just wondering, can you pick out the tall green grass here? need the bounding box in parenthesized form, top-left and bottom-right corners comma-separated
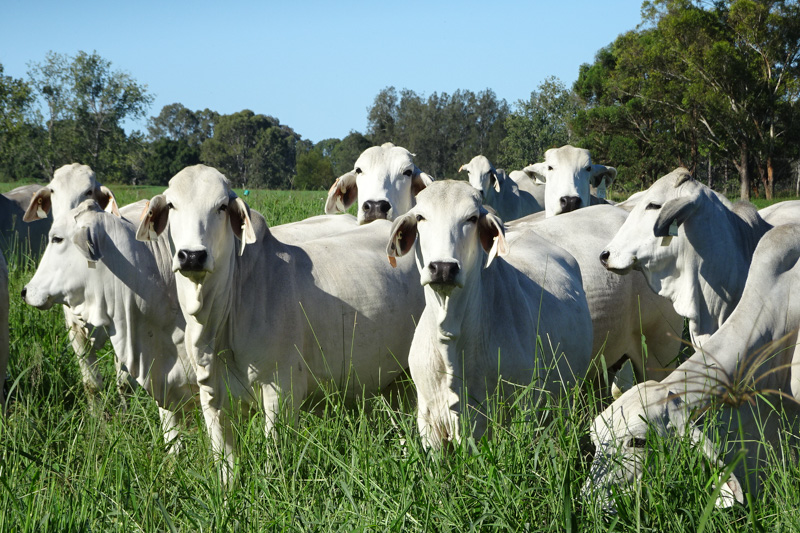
(0, 185, 798, 531)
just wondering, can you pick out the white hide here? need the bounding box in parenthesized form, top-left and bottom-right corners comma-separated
(459, 155, 544, 221)
(137, 164, 424, 475)
(509, 205, 684, 390)
(0, 184, 51, 260)
(600, 168, 772, 347)
(23, 201, 195, 446)
(759, 199, 800, 227)
(324, 143, 433, 224)
(524, 145, 616, 217)
(387, 180, 593, 450)
(585, 223, 800, 511)
(22, 164, 121, 400)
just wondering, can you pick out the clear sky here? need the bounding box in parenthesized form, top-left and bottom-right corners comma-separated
(0, 0, 645, 144)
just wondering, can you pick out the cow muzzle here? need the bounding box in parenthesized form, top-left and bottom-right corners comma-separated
(599, 250, 635, 275)
(177, 249, 208, 272)
(560, 195, 582, 213)
(362, 200, 391, 223)
(427, 261, 461, 287)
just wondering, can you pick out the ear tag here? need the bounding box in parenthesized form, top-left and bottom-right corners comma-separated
(88, 261, 96, 269)
(485, 236, 500, 268)
(36, 197, 46, 219)
(239, 224, 247, 256)
(388, 256, 397, 268)
(140, 201, 150, 220)
(148, 221, 158, 241)
(660, 236, 672, 246)
(669, 220, 679, 236)
(335, 196, 345, 213)
(596, 181, 607, 199)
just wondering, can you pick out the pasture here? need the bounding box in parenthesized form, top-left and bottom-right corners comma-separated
(1, 183, 799, 532)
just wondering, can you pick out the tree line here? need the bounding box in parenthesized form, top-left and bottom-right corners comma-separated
(1, 0, 798, 199)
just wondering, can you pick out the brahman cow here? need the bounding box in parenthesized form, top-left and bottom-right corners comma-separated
(324, 142, 433, 224)
(600, 168, 772, 347)
(22, 201, 196, 446)
(458, 155, 544, 221)
(509, 205, 684, 396)
(585, 223, 800, 511)
(21, 163, 122, 402)
(524, 145, 616, 217)
(137, 164, 423, 476)
(386, 180, 593, 449)
(0, 184, 51, 260)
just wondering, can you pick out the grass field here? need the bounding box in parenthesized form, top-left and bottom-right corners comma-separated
(0, 183, 799, 531)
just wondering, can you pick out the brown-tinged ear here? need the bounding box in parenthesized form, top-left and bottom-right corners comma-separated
(23, 188, 52, 222)
(229, 196, 256, 256)
(97, 185, 120, 217)
(478, 209, 508, 267)
(653, 196, 700, 237)
(411, 167, 433, 196)
(325, 171, 359, 214)
(136, 195, 170, 241)
(386, 212, 418, 260)
(589, 165, 617, 188)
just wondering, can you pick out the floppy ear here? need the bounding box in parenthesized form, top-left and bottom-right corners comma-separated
(96, 185, 120, 217)
(478, 209, 509, 268)
(136, 195, 170, 242)
(411, 167, 434, 196)
(72, 223, 103, 263)
(590, 165, 617, 188)
(673, 168, 694, 188)
(523, 163, 548, 185)
(653, 195, 700, 237)
(23, 188, 52, 222)
(228, 196, 256, 256)
(386, 212, 418, 264)
(325, 171, 359, 214)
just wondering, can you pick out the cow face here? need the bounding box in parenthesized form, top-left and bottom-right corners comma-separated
(22, 202, 105, 310)
(583, 381, 744, 512)
(599, 168, 700, 277)
(137, 165, 255, 286)
(387, 180, 507, 294)
(525, 145, 616, 217)
(23, 163, 119, 222)
(325, 143, 433, 224)
(459, 155, 500, 197)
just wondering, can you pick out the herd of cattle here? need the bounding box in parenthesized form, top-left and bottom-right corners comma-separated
(2, 143, 800, 511)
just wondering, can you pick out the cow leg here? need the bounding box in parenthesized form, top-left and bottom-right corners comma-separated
(260, 371, 307, 440)
(199, 385, 235, 486)
(158, 407, 183, 454)
(66, 315, 104, 402)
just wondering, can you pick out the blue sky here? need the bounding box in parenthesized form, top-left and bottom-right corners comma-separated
(1, 0, 644, 144)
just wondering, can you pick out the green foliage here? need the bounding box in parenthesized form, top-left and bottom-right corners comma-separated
(294, 148, 335, 190)
(147, 103, 217, 146)
(141, 138, 201, 185)
(366, 87, 509, 178)
(499, 76, 580, 170)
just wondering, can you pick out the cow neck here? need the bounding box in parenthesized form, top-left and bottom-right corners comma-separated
(425, 256, 484, 352)
(177, 236, 236, 331)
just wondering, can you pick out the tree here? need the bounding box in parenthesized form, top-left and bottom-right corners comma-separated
(0, 63, 39, 181)
(148, 103, 217, 146)
(500, 77, 580, 170)
(142, 138, 201, 185)
(295, 148, 335, 190)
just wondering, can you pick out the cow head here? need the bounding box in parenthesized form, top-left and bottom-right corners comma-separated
(137, 165, 256, 290)
(459, 155, 502, 197)
(524, 145, 616, 217)
(22, 201, 107, 311)
(325, 143, 433, 224)
(387, 180, 508, 294)
(583, 380, 744, 513)
(23, 163, 119, 222)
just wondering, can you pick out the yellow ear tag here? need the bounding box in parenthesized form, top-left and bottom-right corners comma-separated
(388, 256, 397, 268)
(88, 261, 96, 269)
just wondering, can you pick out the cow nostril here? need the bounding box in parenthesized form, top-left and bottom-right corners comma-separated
(560, 196, 582, 213)
(377, 200, 390, 214)
(599, 250, 610, 266)
(177, 250, 188, 263)
(20, 287, 26, 299)
(362, 202, 371, 212)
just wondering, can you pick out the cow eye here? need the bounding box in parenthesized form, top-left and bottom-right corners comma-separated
(85, 190, 92, 196)
(467, 215, 478, 224)
(51, 236, 63, 244)
(585, 166, 592, 172)
(547, 166, 553, 171)
(218, 204, 228, 212)
(627, 437, 647, 448)
(645, 203, 661, 210)
(354, 167, 362, 175)
(167, 202, 175, 210)
(416, 214, 425, 222)
(403, 169, 413, 177)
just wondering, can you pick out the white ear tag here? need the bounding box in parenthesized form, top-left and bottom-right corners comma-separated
(148, 221, 158, 241)
(485, 236, 500, 268)
(660, 220, 679, 246)
(596, 181, 607, 199)
(239, 224, 247, 256)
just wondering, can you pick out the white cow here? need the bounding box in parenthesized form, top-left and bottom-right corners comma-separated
(137, 164, 424, 475)
(600, 168, 772, 347)
(509, 206, 684, 395)
(21, 163, 122, 401)
(0, 184, 51, 260)
(22, 201, 196, 446)
(386, 180, 593, 450)
(585, 223, 800, 510)
(507, 169, 548, 209)
(758, 199, 800, 227)
(324, 142, 433, 224)
(458, 155, 544, 221)
(524, 145, 616, 217)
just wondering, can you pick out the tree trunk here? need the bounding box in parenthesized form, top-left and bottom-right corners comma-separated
(707, 156, 713, 190)
(736, 142, 750, 201)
